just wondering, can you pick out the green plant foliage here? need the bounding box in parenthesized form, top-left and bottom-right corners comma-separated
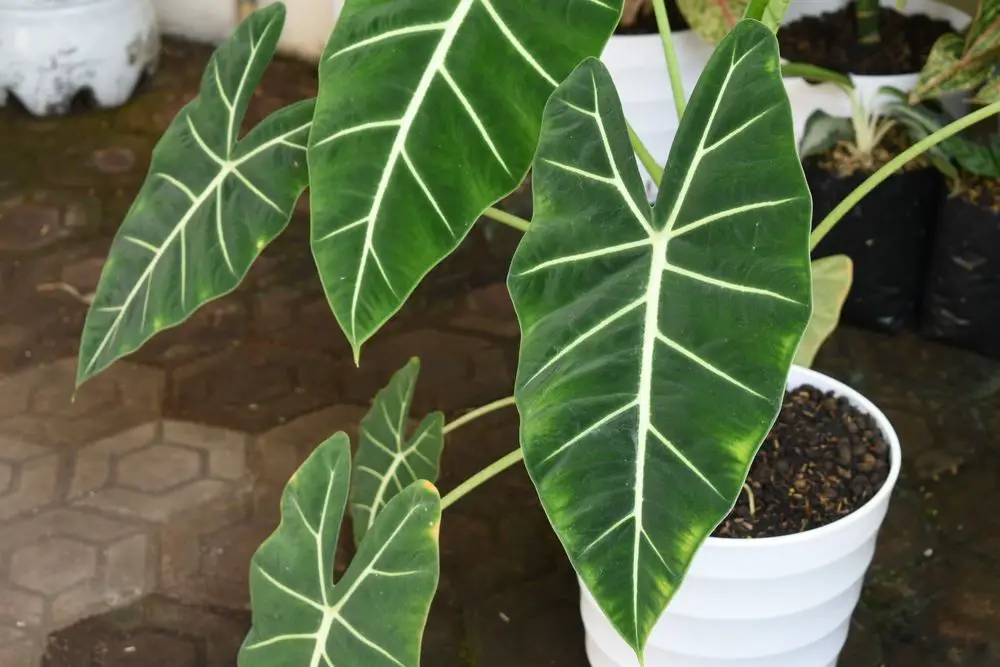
(307, 0, 624, 364)
(800, 109, 855, 158)
(350, 358, 444, 545)
(795, 256, 853, 368)
(507, 20, 811, 659)
(912, 0, 1000, 103)
(239, 433, 441, 667)
(76, 4, 313, 387)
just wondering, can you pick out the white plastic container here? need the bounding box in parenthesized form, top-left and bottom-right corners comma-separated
(600, 31, 713, 199)
(782, 0, 971, 141)
(0, 0, 159, 116)
(579, 364, 902, 667)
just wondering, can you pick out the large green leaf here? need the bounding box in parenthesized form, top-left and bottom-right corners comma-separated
(307, 0, 623, 363)
(794, 256, 853, 368)
(239, 433, 441, 667)
(507, 21, 811, 658)
(350, 358, 444, 546)
(76, 4, 313, 386)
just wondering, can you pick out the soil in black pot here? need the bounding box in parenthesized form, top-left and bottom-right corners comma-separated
(712, 384, 891, 539)
(805, 128, 945, 332)
(920, 175, 1000, 360)
(777, 2, 953, 75)
(615, 0, 689, 35)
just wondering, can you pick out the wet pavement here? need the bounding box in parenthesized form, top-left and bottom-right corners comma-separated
(1, 36, 999, 667)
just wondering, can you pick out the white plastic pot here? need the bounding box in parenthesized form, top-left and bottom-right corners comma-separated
(600, 31, 714, 199)
(783, 0, 971, 141)
(579, 364, 902, 667)
(0, 0, 159, 116)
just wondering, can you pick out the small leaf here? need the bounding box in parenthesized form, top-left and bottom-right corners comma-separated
(677, 0, 748, 43)
(77, 4, 313, 386)
(794, 256, 853, 368)
(760, 0, 792, 32)
(308, 0, 623, 363)
(799, 109, 855, 158)
(240, 433, 441, 667)
(350, 358, 444, 546)
(964, 0, 1000, 61)
(889, 99, 1000, 179)
(912, 33, 991, 101)
(972, 66, 1000, 103)
(509, 21, 811, 659)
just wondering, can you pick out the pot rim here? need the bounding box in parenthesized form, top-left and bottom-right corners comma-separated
(703, 363, 902, 549)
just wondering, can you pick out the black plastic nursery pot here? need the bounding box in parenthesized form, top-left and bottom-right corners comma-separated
(920, 183, 1000, 360)
(804, 156, 945, 332)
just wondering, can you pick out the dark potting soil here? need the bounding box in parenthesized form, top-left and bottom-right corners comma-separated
(804, 146, 944, 332)
(777, 3, 953, 75)
(615, 0, 690, 35)
(920, 176, 1000, 360)
(712, 385, 891, 539)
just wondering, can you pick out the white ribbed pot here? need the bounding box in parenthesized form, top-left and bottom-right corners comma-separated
(0, 0, 159, 116)
(599, 30, 714, 200)
(783, 0, 971, 141)
(579, 364, 902, 667)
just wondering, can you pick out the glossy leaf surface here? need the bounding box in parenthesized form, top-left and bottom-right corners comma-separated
(77, 4, 313, 386)
(308, 0, 623, 362)
(350, 358, 444, 546)
(794, 256, 853, 368)
(508, 21, 811, 658)
(240, 433, 441, 667)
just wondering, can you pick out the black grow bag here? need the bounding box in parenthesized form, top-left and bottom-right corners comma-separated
(804, 157, 945, 332)
(920, 193, 1000, 360)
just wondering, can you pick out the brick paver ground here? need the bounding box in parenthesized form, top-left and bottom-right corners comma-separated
(1, 35, 999, 667)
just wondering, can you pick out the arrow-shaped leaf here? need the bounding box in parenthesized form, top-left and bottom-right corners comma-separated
(239, 433, 441, 667)
(307, 0, 623, 363)
(508, 21, 811, 658)
(794, 256, 853, 368)
(350, 358, 444, 546)
(77, 3, 313, 386)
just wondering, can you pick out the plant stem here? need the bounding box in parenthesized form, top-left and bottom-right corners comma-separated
(652, 0, 687, 119)
(811, 98, 1000, 250)
(780, 62, 853, 88)
(483, 207, 530, 233)
(742, 482, 756, 517)
(855, 0, 881, 46)
(440, 448, 524, 510)
(627, 123, 665, 184)
(442, 396, 517, 436)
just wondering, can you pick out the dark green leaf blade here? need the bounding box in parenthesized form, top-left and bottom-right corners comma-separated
(239, 433, 441, 667)
(77, 4, 313, 386)
(508, 21, 811, 659)
(799, 109, 855, 158)
(350, 358, 444, 545)
(307, 0, 624, 362)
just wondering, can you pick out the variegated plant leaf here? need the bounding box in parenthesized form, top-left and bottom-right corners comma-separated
(77, 4, 313, 386)
(508, 21, 811, 658)
(677, 0, 746, 43)
(799, 108, 855, 158)
(239, 433, 441, 667)
(308, 0, 623, 363)
(794, 256, 853, 368)
(913, 32, 994, 102)
(964, 0, 1000, 61)
(973, 66, 1000, 102)
(350, 358, 444, 546)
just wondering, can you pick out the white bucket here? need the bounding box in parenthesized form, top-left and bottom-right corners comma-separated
(579, 364, 902, 667)
(782, 0, 971, 141)
(599, 30, 714, 199)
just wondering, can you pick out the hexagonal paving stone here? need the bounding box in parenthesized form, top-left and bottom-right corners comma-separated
(10, 538, 98, 595)
(118, 444, 201, 493)
(0, 461, 11, 495)
(0, 437, 59, 520)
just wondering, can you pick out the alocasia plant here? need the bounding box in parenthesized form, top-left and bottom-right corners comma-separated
(73, 0, 1000, 664)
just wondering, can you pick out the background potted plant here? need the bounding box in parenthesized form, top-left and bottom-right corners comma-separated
(70, 2, 1000, 667)
(891, 96, 1000, 359)
(798, 85, 946, 331)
